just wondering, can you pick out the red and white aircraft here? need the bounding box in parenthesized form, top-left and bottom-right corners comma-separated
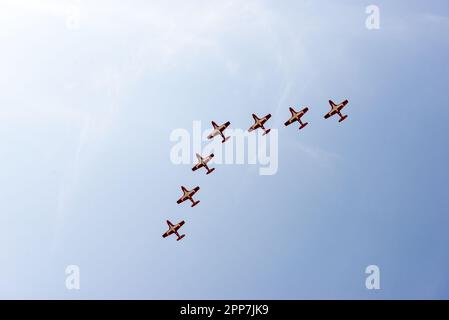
(208, 121, 231, 143)
(162, 220, 185, 241)
(248, 113, 272, 135)
(192, 153, 215, 175)
(284, 107, 309, 130)
(176, 186, 200, 207)
(324, 99, 349, 123)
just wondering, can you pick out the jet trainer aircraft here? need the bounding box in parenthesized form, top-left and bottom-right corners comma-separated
(248, 113, 272, 135)
(192, 153, 215, 175)
(207, 121, 231, 143)
(177, 186, 200, 207)
(162, 220, 185, 241)
(284, 107, 309, 130)
(324, 99, 349, 123)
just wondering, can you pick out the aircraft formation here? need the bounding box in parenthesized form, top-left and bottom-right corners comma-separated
(163, 99, 349, 241)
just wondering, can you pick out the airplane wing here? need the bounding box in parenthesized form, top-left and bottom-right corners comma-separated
(222, 121, 231, 130)
(341, 100, 349, 107)
(324, 110, 337, 119)
(203, 154, 214, 163)
(177, 195, 187, 204)
(284, 116, 296, 126)
(162, 229, 174, 238)
(192, 163, 203, 171)
(177, 221, 185, 228)
(207, 130, 218, 139)
(248, 123, 260, 132)
(258, 114, 271, 126)
(191, 186, 200, 196)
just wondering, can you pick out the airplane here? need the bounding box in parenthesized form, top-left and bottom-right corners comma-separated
(207, 121, 231, 143)
(248, 113, 272, 135)
(192, 153, 215, 175)
(176, 186, 200, 207)
(162, 220, 185, 241)
(324, 99, 349, 123)
(284, 107, 309, 130)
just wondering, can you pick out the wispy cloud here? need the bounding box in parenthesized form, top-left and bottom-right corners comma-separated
(293, 141, 342, 168)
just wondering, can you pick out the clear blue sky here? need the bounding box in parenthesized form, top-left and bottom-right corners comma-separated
(0, 0, 448, 299)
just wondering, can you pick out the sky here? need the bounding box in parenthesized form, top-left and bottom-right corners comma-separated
(0, 0, 448, 299)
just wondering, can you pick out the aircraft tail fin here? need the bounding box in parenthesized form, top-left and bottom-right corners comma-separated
(206, 168, 215, 175)
(191, 200, 200, 207)
(262, 128, 271, 136)
(177, 234, 185, 241)
(339, 115, 348, 123)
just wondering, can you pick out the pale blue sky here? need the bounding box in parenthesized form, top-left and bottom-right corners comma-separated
(0, 0, 448, 299)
